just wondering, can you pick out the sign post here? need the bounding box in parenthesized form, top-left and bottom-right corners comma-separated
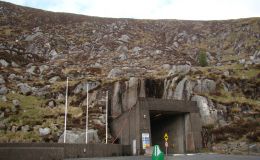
(105, 91, 108, 144)
(85, 83, 89, 144)
(64, 77, 69, 143)
(164, 133, 168, 157)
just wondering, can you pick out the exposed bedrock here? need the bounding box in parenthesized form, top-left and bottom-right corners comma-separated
(110, 76, 219, 126)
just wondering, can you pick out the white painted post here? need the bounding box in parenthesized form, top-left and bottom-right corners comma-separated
(86, 83, 89, 144)
(105, 91, 108, 144)
(64, 77, 69, 143)
(133, 139, 137, 155)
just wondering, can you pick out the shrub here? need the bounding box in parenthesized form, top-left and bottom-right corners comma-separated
(198, 51, 208, 67)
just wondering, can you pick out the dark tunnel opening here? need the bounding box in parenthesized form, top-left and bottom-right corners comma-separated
(150, 110, 186, 154)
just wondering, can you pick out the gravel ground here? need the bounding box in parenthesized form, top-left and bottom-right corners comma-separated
(66, 153, 260, 160)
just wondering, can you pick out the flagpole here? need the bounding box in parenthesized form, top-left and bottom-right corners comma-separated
(64, 77, 69, 143)
(106, 91, 108, 144)
(86, 83, 89, 144)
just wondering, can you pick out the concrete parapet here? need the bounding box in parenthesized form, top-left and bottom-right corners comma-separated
(0, 143, 131, 160)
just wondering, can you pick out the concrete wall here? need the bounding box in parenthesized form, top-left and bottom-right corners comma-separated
(0, 147, 64, 160)
(189, 113, 203, 151)
(110, 106, 142, 154)
(0, 143, 131, 160)
(185, 114, 196, 152)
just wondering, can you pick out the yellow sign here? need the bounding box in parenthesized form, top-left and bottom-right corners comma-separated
(164, 133, 168, 141)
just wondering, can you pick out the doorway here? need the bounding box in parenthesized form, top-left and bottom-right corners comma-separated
(150, 111, 185, 154)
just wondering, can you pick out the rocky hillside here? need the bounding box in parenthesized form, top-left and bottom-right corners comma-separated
(0, 1, 259, 154)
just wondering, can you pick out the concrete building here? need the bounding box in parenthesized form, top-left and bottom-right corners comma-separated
(111, 98, 202, 155)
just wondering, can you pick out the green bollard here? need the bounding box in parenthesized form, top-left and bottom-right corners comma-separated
(152, 145, 164, 160)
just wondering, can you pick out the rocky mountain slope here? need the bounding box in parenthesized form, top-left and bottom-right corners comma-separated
(0, 1, 259, 154)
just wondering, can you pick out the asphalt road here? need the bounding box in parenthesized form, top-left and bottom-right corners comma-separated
(66, 153, 260, 160)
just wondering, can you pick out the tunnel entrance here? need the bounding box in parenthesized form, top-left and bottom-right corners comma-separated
(150, 111, 185, 154)
(111, 98, 202, 154)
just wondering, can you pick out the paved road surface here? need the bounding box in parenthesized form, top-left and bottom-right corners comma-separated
(66, 153, 260, 160)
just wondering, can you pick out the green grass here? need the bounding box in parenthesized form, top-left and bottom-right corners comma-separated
(0, 131, 41, 142)
(50, 80, 79, 92)
(194, 64, 259, 80)
(205, 89, 260, 110)
(2, 93, 80, 125)
(234, 68, 260, 79)
(0, 101, 12, 110)
(0, 92, 83, 142)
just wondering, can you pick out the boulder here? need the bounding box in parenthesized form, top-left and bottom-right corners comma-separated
(21, 125, 30, 132)
(8, 74, 17, 80)
(73, 81, 100, 94)
(17, 83, 32, 95)
(0, 85, 8, 95)
(218, 119, 228, 127)
(173, 41, 179, 48)
(57, 93, 65, 101)
(39, 127, 51, 136)
(118, 53, 128, 61)
(49, 49, 58, 59)
(202, 79, 216, 93)
(239, 59, 246, 64)
(82, 91, 98, 108)
(191, 95, 215, 125)
(116, 46, 128, 53)
(248, 143, 260, 154)
(0, 112, 4, 119)
(11, 126, 18, 132)
(118, 34, 130, 43)
(151, 50, 162, 56)
(0, 95, 7, 102)
(36, 85, 50, 96)
(216, 51, 222, 62)
(92, 119, 104, 126)
(194, 79, 216, 94)
(11, 61, 19, 67)
(48, 76, 61, 83)
(206, 52, 214, 61)
(12, 99, 20, 107)
(223, 71, 229, 76)
(132, 47, 142, 54)
(0, 59, 9, 67)
(161, 64, 171, 70)
(107, 68, 123, 78)
(251, 50, 260, 64)
(58, 129, 100, 143)
(168, 65, 191, 76)
(0, 75, 5, 84)
(26, 66, 37, 75)
(25, 32, 43, 41)
(47, 100, 56, 108)
(99, 114, 106, 124)
(39, 65, 49, 74)
(0, 121, 5, 130)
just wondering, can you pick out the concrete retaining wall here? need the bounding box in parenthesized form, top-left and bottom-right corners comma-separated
(0, 147, 64, 160)
(0, 143, 131, 160)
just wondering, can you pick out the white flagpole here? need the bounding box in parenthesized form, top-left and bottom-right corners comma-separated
(64, 77, 69, 143)
(106, 91, 108, 144)
(86, 83, 89, 144)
